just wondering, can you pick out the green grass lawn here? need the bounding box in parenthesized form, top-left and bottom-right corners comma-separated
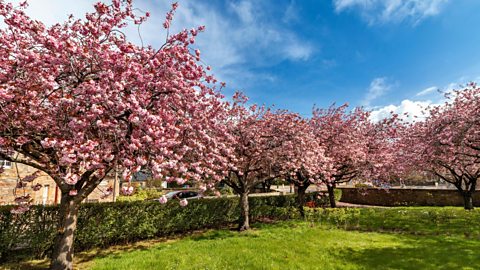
(87, 220, 479, 269)
(306, 206, 480, 237)
(4, 207, 480, 270)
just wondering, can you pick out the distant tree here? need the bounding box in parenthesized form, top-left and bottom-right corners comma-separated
(399, 84, 480, 209)
(311, 105, 396, 207)
(0, 1, 229, 269)
(269, 113, 330, 216)
(310, 105, 369, 207)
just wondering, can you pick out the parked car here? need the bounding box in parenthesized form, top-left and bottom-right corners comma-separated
(164, 190, 203, 200)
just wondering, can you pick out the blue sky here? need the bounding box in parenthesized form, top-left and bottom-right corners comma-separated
(11, 0, 480, 120)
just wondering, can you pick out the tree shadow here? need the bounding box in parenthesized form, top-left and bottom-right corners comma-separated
(190, 229, 238, 241)
(190, 226, 263, 241)
(338, 234, 480, 269)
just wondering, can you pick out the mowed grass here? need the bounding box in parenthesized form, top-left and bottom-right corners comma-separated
(87, 220, 480, 270)
(307, 206, 480, 237)
(4, 207, 480, 270)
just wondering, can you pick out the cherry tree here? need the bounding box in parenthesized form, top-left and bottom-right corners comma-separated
(310, 105, 369, 207)
(311, 104, 396, 207)
(399, 83, 480, 209)
(0, 1, 230, 269)
(221, 94, 301, 230)
(362, 114, 400, 184)
(269, 113, 330, 216)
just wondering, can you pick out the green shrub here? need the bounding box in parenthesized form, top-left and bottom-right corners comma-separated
(0, 193, 320, 261)
(310, 189, 342, 206)
(117, 187, 165, 202)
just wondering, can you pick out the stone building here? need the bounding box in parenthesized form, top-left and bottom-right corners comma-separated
(0, 159, 120, 205)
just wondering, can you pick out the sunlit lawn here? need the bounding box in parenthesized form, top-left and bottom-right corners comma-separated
(4, 207, 480, 270)
(87, 221, 479, 270)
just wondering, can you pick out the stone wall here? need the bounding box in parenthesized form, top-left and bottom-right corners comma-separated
(0, 162, 119, 205)
(339, 187, 480, 207)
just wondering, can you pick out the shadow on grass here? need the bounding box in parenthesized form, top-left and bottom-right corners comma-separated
(338, 235, 480, 270)
(190, 226, 264, 241)
(190, 229, 237, 241)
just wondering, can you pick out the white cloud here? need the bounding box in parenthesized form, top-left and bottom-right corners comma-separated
(8, 0, 97, 24)
(415, 86, 437, 96)
(229, 1, 255, 24)
(283, 41, 313, 61)
(369, 99, 432, 122)
(368, 75, 480, 122)
(333, 0, 449, 25)
(362, 77, 393, 106)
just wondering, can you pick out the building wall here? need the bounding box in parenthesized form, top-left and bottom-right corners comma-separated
(0, 162, 120, 205)
(339, 187, 480, 207)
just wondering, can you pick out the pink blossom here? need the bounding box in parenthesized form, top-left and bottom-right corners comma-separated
(121, 186, 134, 196)
(0, 0, 232, 264)
(11, 205, 29, 214)
(64, 173, 79, 185)
(100, 186, 113, 199)
(158, 195, 168, 204)
(176, 177, 186, 185)
(16, 181, 27, 188)
(32, 183, 42, 191)
(179, 198, 188, 207)
(14, 195, 31, 204)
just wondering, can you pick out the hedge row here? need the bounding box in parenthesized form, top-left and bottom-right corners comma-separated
(0, 193, 324, 261)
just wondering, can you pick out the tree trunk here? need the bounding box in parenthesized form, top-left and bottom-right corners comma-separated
(50, 193, 79, 270)
(327, 184, 337, 208)
(296, 184, 309, 217)
(261, 182, 267, 193)
(238, 192, 250, 231)
(261, 179, 272, 193)
(463, 192, 474, 210)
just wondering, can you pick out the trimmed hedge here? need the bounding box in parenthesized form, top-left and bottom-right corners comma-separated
(0, 193, 323, 261)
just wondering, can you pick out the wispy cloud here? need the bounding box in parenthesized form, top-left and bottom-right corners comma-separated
(283, 41, 313, 61)
(283, 0, 299, 23)
(333, 0, 449, 25)
(229, 1, 255, 24)
(159, 0, 313, 88)
(415, 86, 437, 96)
(362, 77, 393, 107)
(9, 0, 313, 92)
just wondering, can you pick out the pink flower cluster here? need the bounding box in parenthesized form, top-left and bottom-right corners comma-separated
(0, 0, 232, 207)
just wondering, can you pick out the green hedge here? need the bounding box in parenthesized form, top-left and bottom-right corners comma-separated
(0, 193, 324, 261)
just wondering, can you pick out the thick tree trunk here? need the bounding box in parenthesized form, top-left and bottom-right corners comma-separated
(238, 192, 250, 231)
(296, 184, 309, 217)
(463, 192, 474, 210)
(50, 193, 79, 270)
(327, 184, 337, 208)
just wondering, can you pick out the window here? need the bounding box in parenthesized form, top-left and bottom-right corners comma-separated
(0, 159, 12, 169)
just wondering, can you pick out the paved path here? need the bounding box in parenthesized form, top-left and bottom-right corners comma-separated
(336, 202, 385, 208)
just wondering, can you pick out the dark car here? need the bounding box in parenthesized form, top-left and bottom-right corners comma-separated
(164, 190, 203, 200)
